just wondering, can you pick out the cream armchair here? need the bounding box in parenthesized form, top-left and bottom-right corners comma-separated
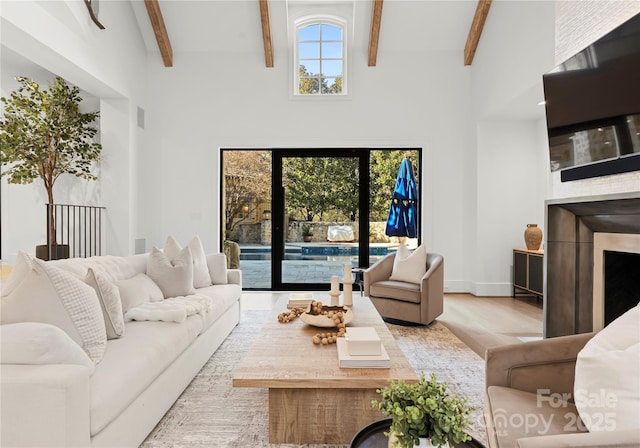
(484, 333, 640, 447)
(363, 251, 444, 325)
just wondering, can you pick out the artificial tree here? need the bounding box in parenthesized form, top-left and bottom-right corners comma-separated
(0, 76, 102, 257)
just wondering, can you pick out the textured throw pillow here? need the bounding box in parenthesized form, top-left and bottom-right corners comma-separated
(85, 268, 125, 339)
(114, 273, 164, 313)
(574, 303, 640, 432)
(1, 251, 33, 297)
(389, 244, 427, 284)
(0, 259, 107, 363)
(0, 322, 95, 372)
(164, 235, 212, 288)
(147, 246, 195, 298)
(207, 253, 228, 285)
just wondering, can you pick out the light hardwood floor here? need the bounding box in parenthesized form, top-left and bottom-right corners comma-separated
(241, 292, 544, 359)
(439, 293, 543, 358)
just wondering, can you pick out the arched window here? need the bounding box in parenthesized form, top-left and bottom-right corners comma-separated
(295, 18, 346, 95)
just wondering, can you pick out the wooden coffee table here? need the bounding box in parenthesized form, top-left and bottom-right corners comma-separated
(232, 295, 418, 444)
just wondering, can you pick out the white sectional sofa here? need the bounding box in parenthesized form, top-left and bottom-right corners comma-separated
(0, 238, 242, 448)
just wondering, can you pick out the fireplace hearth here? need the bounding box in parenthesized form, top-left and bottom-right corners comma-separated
(544, 192, 640, 338)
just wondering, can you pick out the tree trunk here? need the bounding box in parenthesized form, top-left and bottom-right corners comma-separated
(47, 187, 57, 246)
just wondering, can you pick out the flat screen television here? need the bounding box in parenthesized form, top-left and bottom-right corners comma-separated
(543, 13, 640, 182)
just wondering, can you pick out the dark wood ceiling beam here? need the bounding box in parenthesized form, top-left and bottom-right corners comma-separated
(464, 0, 492, 66)
(259, 0, 274, 68)
(144, 0, 173, 67)
(368, 0, 383, 67)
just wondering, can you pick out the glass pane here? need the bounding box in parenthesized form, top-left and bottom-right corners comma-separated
(281, 156, 360, 284)
(321, 77, 342, 94)
(299, 42, 320, 59)
(626, 114, 640, 155)
(321, 24, 342, 41)
(222, 150, 272, 289)
(300, 60, 320, 75)
(321, 60, 342, 77)
(322, 42, 342, 59)
(299, 77, 319, 94)
(368, 150, 420, 266)
(299, 24, 319, 41)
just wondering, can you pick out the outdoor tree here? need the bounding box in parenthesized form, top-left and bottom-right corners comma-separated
(283, 156, 359, 221)
(283, 157, 326, 221)
(298, 65, 319, 94)
(298, 65, 343, 95)
(0, 76, 102, 246)
(223, 150, 271, 234)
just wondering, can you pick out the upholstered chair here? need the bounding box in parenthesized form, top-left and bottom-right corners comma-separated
(363, 250, 444, 325)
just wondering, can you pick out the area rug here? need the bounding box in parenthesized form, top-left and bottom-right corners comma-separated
(141, 310, 486, 448)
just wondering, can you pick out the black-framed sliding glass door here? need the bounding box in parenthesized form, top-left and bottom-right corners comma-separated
(220, 148, 421, 290)
(271, 149, 370, 290)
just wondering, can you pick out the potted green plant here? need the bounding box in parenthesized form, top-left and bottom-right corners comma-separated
(0, 76, 102, 260)
(372, 372, 474, 448)
(302, 223, 314, 242)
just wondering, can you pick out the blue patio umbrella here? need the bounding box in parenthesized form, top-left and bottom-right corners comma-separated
(385, 157, 418, 238)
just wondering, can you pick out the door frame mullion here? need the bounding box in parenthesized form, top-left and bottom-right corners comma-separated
(271, 148, 369, 291)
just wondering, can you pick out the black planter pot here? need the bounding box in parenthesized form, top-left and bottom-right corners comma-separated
(35, 244, 70, 261)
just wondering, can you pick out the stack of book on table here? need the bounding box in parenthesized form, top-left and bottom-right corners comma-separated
(336, 327, 390, 368)
(287, 292, 314, 309)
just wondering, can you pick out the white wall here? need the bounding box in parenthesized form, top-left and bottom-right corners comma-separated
(0, 0, 147, 261)
(467, 0, 555, 295)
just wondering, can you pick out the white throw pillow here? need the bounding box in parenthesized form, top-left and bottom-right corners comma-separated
(389, 244, 427, 284)
(164, 235, 212, 288)
(0, 259, 107, 363)
(0, 322, 95, 372)
(1, 251, 33, 297)
(85, 268, 125, 339)
(114, 273, 164, 313)
(147, 246, 195, 299)
(207, 253, 228, 285)
(164, 235, 182, 260)
(574, 303, 640, 432)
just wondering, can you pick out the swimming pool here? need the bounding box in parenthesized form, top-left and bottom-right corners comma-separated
(239, 245, 394, 262)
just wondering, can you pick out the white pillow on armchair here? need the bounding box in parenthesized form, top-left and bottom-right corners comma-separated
(389, 244, 427, 284)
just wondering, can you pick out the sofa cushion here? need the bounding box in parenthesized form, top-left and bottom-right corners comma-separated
(389, 244, 427, 284)
(1, 259, 107, 363)
(574, 303, 640, 432)
(164, 235, 212, 288)
(485, 385, 585, 447)
(207, 253, 228, 285)
(147, 246, 195, 299)
(0, 322, 95, 371)
(115, 273, 163, 313)
(50, 256, 138, 283)
(89, 316, 203, 436)
(85, 268, 125, 339)
(1, 250, 32, 298)
(370, 280, 421, 303)
(195, 284, 243, 331)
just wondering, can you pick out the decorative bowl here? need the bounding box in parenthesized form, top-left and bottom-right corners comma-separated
(300, 305, 353, 328)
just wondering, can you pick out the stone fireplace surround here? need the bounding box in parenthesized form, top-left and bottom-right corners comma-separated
(544, 191, 640, 338)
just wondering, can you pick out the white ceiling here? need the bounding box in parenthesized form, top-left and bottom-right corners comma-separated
(130, 0, 480, 56)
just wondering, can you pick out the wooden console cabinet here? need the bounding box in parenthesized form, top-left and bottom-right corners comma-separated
(513, 248, 544, 298)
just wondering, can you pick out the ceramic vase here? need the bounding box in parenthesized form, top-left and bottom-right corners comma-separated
(524, 224, 543, 251)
